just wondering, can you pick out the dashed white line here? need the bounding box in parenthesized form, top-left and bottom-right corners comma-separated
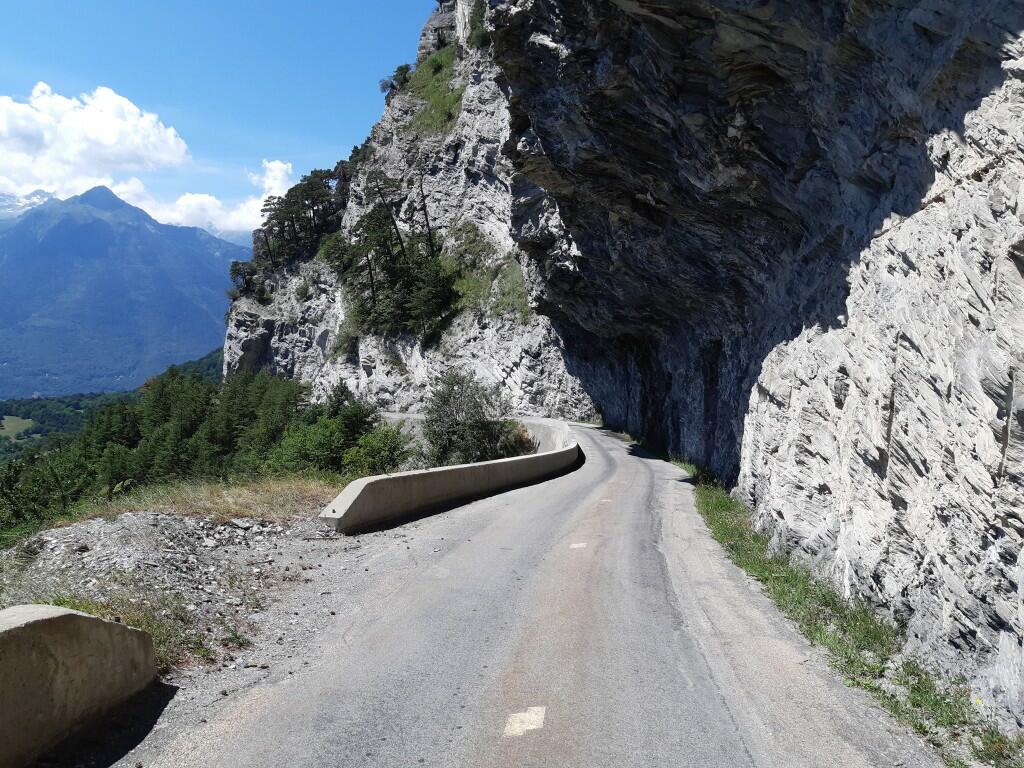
(503, 706, 546, 737)
(570, 542, 587, 549)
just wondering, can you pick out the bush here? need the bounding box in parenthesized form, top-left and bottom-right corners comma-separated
(423, 370, 536, 466)
(265, 389, 380, 474)
(380, 63, 412, 94)
(331, 320, 360, 360)
(343, 425, 410, 476)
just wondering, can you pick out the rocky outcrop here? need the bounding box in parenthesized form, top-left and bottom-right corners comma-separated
(225, 0, 1024, 725)
(224, 1, 593, 419)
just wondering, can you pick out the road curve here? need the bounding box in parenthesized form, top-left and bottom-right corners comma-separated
(140, 426, 939, 768)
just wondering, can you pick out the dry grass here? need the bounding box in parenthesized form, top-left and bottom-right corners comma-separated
(2, 475, 344, 548)
(77, 475, 342, 525)
(47, 592, 215, 673)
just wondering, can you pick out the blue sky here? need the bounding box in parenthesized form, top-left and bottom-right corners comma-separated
(0, 0, 435, 231)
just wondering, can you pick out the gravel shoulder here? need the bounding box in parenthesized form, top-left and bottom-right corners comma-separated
(0, 499, 447, 768)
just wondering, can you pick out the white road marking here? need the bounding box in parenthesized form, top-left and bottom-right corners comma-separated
(570, 542, 587, 549)
(503, 706, 546, 737)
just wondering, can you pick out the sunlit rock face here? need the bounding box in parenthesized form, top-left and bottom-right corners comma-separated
(225, 0, 1024, 723)
(224, 2, 595, 420)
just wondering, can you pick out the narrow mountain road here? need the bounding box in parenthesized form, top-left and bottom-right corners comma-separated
(121, 427, 938, 768)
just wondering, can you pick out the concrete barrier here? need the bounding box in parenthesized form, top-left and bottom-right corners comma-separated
(0, 605, 156, 768)
(320, 420, 580, 534)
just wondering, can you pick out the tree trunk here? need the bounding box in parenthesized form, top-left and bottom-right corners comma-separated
(420, 174, 437, 259)
(375, 182, 408, 260)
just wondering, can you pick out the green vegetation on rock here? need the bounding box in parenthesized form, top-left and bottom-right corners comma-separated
(493, 262, 534, 320)
(467, 0, 490, 49)
(321, 187, 457, 342)
(406, 45, 464, 135)
(445, 223, 533, 320)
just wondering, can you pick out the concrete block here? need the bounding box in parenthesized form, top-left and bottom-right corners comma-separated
(0, 604, 156, 768)
(321, 420, 581, 533)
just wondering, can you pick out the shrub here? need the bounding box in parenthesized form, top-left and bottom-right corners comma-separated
(349, 139, 375, 168)
(380, 63, 412, 94)
(265, 390, 380, 474)
(423, 370, 536, 466)
(343, 425, 410, 476)
(331, 320, 360, 360)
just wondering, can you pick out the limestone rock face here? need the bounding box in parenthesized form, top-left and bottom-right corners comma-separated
(223, 3, 594, 420)
(225, 0, 1024, 723)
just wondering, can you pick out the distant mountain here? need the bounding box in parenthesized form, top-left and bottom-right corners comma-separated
(206, 229, 253, 247)
(0, 190, 55, 221)
(0, 187, 249, 398)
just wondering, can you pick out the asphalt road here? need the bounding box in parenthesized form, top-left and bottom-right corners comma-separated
(135, 426, 939, 768)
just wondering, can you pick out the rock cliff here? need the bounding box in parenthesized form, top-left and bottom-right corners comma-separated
(225, 0, 1024, 724)
(224, 2, 593, 418)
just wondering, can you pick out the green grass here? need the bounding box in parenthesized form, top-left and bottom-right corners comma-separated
(453, 264, 496, 314)
(0, 415, 33, 440)
(493, 262, 533, 320)
(221, 624, 253, 651)
(406, 45, 464, 135)
(674, 458, 1024, 767)
(692, 479, 900, 682)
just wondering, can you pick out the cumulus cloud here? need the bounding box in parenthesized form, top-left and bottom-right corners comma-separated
(0, 82, 188, 196)
(115, 159, 294, 234)
(0, 82, 295, 235)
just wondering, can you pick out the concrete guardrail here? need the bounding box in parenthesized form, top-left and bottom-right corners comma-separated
(320, 419, 581, 534)
(0, 604, 156, 768)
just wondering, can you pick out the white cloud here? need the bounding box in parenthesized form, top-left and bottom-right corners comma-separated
(0, 82, 296, 236)
(114, 159, 294, 234)
(0, 82, 188, 197)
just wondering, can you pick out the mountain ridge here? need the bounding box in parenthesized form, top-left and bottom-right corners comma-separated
(0, 187, 248, 397)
